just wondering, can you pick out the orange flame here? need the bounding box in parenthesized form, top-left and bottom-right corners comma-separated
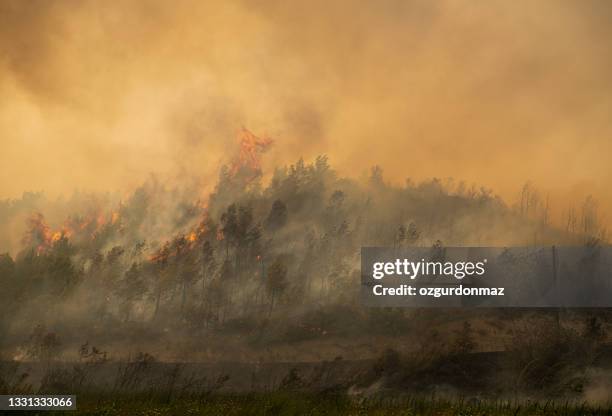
(187, 231, 197, 242)
(229, 128, 273, 180)
(23, 207, 124, 254)
(24, 213, 57, 255)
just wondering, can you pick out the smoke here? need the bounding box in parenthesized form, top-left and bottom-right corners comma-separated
(1, 0, 611, 226)
(583, 369, 612, 403)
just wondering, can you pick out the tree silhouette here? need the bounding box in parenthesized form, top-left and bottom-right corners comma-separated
(266, 257, 288, 315)
(265, 200, 288, 231)
(116, 262, 146, 322)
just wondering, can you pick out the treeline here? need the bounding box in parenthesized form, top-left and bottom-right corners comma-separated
(0, 156, 605, 351)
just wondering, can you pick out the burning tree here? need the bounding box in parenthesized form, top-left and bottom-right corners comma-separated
(229, 128, 273, 181)
(210, 129, 274, 213)
(23, 213, 61, 255)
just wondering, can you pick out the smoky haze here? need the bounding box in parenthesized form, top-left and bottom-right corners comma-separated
(1, 0, 611, 225)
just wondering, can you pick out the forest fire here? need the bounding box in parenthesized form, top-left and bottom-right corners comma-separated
(229, 128, 273, 180)
(3, 2, 612, 412)
(24, 213, 78, 254)
(63, 210, 122, 240)
(6, 151, 612, 412)
(24, 213, 55, 255)
(21, 129, 271, 258)
(23, 209, 124, 255)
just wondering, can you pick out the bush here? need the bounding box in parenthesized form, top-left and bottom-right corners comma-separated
(507, 318, 597, 392)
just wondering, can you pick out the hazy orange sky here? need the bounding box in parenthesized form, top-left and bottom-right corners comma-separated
(1, 0, 611, 227)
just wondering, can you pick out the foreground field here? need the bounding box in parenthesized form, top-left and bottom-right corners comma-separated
(36, 394, 612, 416)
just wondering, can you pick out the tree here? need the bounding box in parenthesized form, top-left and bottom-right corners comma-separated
(0, 253, 14, 281)
(581, 195, 601, 239)
(0, 253, 15, 318)
(369, 165, 384, 188)
(396, 224, 406, 247)
(220, 204, 261, 275)
(46, 250, 81, 297)
(406, 222, 420, 245)
(200, 241, 215, 306)
(430, 240, 446, 263)
(220, 204, 238, 259)
(265, 200, 288, 231)
(395, 222, 418, 248)
(169, 234, 198, 315)
(115, 263, 146, 322)
(266, 257, 288, 315)
(151, 242, 170, 320)
(26, 325, 61, 364)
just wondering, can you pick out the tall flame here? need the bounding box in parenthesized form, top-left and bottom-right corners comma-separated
(229, 128, 273, 180)
(24, 213, 57, 255)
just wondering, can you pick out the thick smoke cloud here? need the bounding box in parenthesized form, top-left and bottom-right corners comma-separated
(1, 0, 611, 225)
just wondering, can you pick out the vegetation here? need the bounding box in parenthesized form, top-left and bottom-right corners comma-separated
(1, 155, 603, 346)
(0, 149, 609, 408)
